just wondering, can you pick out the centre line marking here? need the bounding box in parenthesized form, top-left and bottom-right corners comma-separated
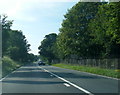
(38, 66, 94, 95)
(64, 83, 70, 87)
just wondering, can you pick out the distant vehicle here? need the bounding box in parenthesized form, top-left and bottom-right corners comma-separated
(38, 61, 45, 65)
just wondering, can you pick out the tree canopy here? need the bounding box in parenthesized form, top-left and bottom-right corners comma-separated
(1, 15, 36, 62)
(57, 2, 103, 58)
(38, 2, 120, 63)
(38, 33, 58, 63)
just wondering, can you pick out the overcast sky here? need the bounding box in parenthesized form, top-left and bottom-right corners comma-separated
(0, 0, 80, 55)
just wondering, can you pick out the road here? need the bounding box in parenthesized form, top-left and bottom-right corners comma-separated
(1, 63, 119, 95)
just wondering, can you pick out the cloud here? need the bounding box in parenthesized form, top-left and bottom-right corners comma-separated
(0, 0, 58, 22)
(0, 1, 20, 15)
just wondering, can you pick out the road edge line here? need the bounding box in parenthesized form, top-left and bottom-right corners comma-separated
(0, 66, 22, 82)
(51, 66, 119, 80)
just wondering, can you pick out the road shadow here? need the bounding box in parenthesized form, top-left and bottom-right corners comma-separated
(6, 65, 105, 79)
(7, 71, 54, 78)
(2, 80, 65, 85)
(16, 67, 41, 71)
(7, 70, 103, 79)
(53, 72, 104, 79)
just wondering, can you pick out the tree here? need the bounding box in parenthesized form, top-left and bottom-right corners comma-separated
(6, 30, 31, 62)
(57, 2, 102, 59)
(89, 2, 120, 58)
(38, 33, 57, 63)
(1, 15, 13, 56)
(1, 15, 31, 62)
(27, 53, 38, 62)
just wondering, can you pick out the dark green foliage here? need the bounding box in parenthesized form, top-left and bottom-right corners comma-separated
(57, 2, 102, 58)
(27, 53, 39, 62)
(57, 2, 120, 59)
(38, 33, 58, 63)
(6, 30, 30, 62)
(2, 15, 13, 55)
(1, 15, 32, 62)
(89, 2, 120, 58)
(38, 2, 120, 63)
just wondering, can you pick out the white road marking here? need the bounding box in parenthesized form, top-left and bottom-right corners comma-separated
(44, 69, 49, 72)
(39, 66, 94, 95)
(0, 66, 22, 82)
(0, 78, 4, 82)
(63, 83, 70, 87)
(50, 75, 53, 76)
(0, 74, 9, 82)
(12, 70, 16, 73)
(52, 66, 119, 80)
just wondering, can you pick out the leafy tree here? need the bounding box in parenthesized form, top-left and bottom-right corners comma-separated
(57, 2, 102, 58)
(6, 30, 31, 62)
(89, 2, 120, 58)
(1, 15, 13, 56)
(1, 15, 31, 62)
(38, 2, 120, 63)
(27, 53, 38, 62)
(38, 33, 57, 63)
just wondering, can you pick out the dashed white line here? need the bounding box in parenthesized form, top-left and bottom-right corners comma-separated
(44, 69, 49, 72)
(39, 66, 94, 95)
(63, 83, 70, 87)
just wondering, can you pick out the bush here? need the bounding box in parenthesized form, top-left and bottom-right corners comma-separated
(2, 56, 18, 77)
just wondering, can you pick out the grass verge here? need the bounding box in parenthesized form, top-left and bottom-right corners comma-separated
(1, 56, 28, 78)
(2, 56, 20, 77)
(52, 63, 119, 79)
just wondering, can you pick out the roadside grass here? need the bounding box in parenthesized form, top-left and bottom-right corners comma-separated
(2, 56, 19, 77)
(1, 56, 28, 78)
(52, 63, 119, 79)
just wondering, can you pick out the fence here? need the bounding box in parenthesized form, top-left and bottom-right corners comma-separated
(52, 58, 120, 69)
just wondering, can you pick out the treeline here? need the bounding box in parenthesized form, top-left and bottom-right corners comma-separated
(1, 15, 37, 62)
(1, 15, 37, 76)
(38, 2, 120, 63)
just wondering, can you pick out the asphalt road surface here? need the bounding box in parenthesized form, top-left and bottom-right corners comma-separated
(1, 63, 119, 95)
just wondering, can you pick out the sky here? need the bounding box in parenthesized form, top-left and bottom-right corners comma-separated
(0, 0, 112, 55)
(0, 0, 80, 55)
